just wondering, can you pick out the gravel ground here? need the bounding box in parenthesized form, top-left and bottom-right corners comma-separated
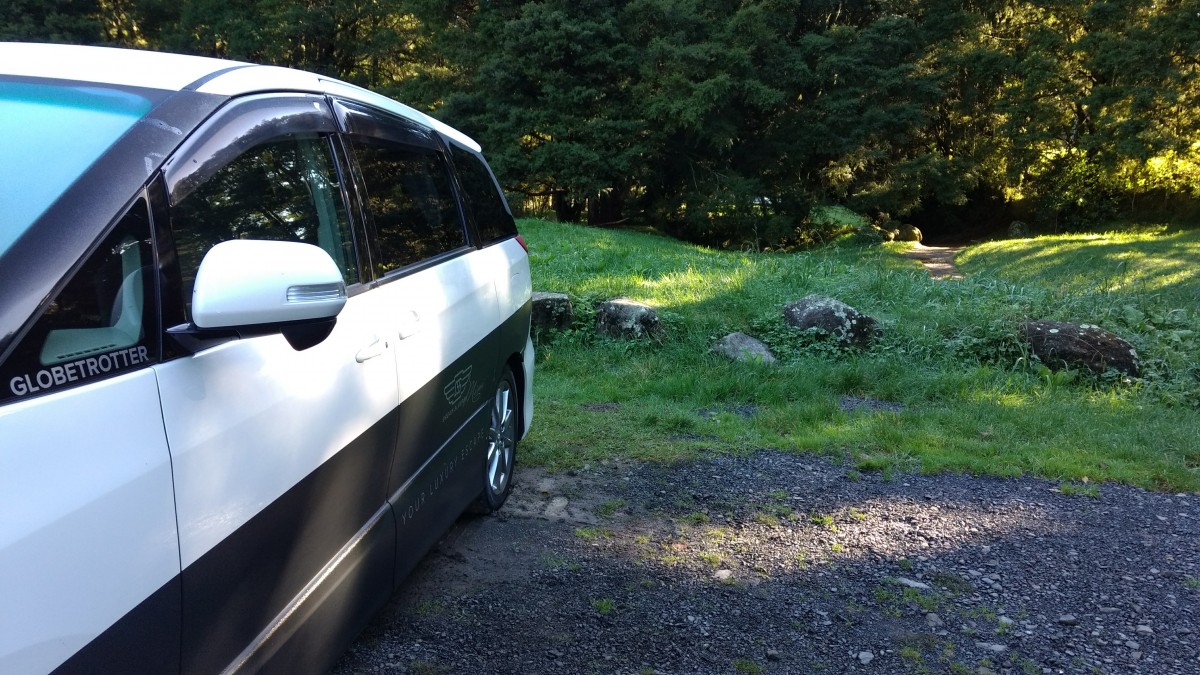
(334, 451, 1199, 675)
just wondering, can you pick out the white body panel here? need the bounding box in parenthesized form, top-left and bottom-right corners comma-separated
(0, 372, 179, 674)
(521, 334, 536, 438)
(156, 292, 398, 568)
(489, 238, 534, 325)
(0, 43, 243, 90)
(380, 252, 499, 404)
(493, 238, 536, 436)
(471, 238, 534, 434)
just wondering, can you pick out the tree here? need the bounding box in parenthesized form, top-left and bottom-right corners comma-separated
(7, 0, 1197, 241)
(408, 0, 645, 225)
(133, 0, 427, 88)
(0, 0, 103, 43)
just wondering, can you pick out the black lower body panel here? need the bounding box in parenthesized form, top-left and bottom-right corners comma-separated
(50, 577, 181, 675)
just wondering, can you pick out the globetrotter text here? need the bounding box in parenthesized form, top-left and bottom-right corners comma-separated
(9, 345, 150, 397)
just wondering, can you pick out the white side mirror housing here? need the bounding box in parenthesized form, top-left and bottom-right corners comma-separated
(191, 240, 347, 329)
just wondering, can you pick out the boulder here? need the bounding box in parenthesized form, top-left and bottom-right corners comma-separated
(1007, 220, 1030, 238)
(713, 332, 776, 364)
(1020, 320, 1140, 376)
(782, 295, 879, 348)
(595, 298, 664, 340)
(531, 291, 574, 335)
(896, 224, 923, 242)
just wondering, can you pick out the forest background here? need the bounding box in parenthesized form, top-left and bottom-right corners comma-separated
(6, 0, 1199, 247)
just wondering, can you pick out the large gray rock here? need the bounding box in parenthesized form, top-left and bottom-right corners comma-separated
(713, 332, 776, 364)
(782, 295, 879, 348)
(595, 298, 664, 340)
(531, 292, 574, 335)
(1021, 320, 1140, 376)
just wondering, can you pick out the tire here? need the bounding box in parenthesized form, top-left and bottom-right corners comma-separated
(471, 368, 518, 514)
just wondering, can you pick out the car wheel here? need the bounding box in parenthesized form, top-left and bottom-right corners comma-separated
(472, 369, 518, 513)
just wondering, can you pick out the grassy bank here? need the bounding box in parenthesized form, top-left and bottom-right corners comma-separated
(519, 220, 1200, 492)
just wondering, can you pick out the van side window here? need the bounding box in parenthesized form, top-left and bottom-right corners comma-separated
(170, 134, 357, 316)
(1, 200, 156, 402)
(350, 137, 466, 275)
(449, 145, 517, 244)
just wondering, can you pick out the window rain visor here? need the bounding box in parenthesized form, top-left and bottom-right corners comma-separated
(0, 80, 154, 256)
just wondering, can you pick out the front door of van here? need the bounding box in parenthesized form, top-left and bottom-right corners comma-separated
(151, 95, 401, 673)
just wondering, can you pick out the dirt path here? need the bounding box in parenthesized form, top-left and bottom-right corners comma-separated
(334, 453, 1199, 674)
(900, 244, 965, 280)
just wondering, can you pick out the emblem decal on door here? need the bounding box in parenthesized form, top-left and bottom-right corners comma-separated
(444, 366, 474, 406)
(442, 365, 485, 422)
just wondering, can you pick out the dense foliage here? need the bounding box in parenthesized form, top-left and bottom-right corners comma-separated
(10, 0, 1200, 243)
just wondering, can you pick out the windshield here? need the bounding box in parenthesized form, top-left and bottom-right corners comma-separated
(0, 80, 154, 256)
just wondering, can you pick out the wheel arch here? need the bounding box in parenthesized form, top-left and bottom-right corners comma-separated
(507, 331, 534, 441)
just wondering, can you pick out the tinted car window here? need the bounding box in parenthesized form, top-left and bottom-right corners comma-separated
(351, 137, 465, 275)
(171, 134, 357, 314)
(449, 145, 517, 244)
(1, 200, 156, 402)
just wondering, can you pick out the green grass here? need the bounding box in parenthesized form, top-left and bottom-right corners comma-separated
(591, 597, 615, 615)
(520, 219, 1200, 491)
(574, 527, 612, 542)
(595, 498, 626, 518)
(732, 658, 763, 674)
(1058, 482, 1101, 498)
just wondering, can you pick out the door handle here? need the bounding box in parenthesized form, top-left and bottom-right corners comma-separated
(397, 310, 422, 339)
(355, 336, 386, 363)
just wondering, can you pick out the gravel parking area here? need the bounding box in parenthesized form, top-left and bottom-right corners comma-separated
(334, 451, 1199, 674)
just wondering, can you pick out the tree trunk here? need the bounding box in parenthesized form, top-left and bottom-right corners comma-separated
(552, 192, 582, 223)
(587, 189, 624, 227)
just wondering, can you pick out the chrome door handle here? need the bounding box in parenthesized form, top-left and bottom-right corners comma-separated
(355, 336, 386, 363)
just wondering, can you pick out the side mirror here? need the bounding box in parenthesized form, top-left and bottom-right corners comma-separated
(169, 240, 347, 352)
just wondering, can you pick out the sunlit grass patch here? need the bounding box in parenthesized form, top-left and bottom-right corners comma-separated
(519, 219, 1200, 491)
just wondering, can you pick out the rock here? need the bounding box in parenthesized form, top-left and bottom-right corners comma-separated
(975, 642, 1007, 654)
(1058, 614, 1079, 626)
(544, 497, 569, 519)
(857, 651, 874, 665)
(714, 569, 734, 581)
(766, 649, 780, 661)
(595, 298, 664, 340)
(894, 577, 932, 591)
(1136, 625, 1153, 635)
(926, 613, 944, 628)
(1020, 320, 1140, 376)
(531, 292, 574, 335)
(782, 295, 879, 348)
(1008, 220, 1030, 238)
(712, 332, 776, 364)
(896, 224, 923, 242)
